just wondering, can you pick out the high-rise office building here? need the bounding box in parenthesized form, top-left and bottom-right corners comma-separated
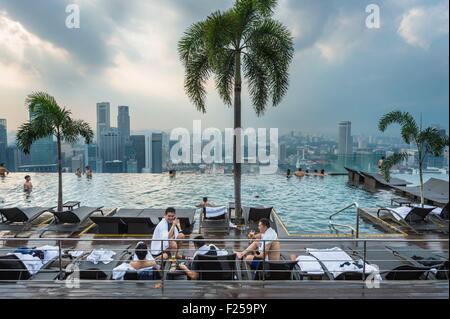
(117, 106, 130, 144)
(28, 111, 57, 166)
(100, 128, 121, 162)
(144, 133, 163, 173)
(338, 121, 353, 155)
(151, 133, 163, 173)
(85, 144, 98, 172)
(96, 102, 111, 143)
(130, 135, 146, 173)
(0, 119, 7, 164)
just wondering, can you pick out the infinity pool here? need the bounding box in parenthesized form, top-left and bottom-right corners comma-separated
(0, 173, 447, 234)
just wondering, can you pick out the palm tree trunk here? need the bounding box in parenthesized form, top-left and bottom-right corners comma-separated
(418, 156, 424, 207)
(233, 52, 242, 222)
(56, 132, 63, 212)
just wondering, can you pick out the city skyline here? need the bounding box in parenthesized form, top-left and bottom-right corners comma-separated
(0, 0, 448, 135)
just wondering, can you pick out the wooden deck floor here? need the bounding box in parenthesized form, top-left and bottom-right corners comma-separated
(0, 280, 447, 299)
(1, 207, 448, 299)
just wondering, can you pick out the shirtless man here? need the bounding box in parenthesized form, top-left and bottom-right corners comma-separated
(23, 175, 33, 192)
(0, 163, 9, 177)
(235, 218, 280, 268)
(75, 168, 82, 177)
(294, 168, 305, 177)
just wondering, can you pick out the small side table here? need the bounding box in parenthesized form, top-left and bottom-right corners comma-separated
(390, 198, 412, 207)
(62, 201, 81, 211)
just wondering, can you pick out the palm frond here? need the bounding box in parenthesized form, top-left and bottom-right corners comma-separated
(244, 18, 293, 112)
(243, 51, 268, 115)
(61, 119, 94, 145)
(16, 121, 53, 154)
(418, 127, 449, 157)
(214, 51, 235, 106)
(381, 152, 409, 182)
(378, 111, 418, 144)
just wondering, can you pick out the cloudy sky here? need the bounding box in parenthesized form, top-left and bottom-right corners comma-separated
(0, 0, 448, 137)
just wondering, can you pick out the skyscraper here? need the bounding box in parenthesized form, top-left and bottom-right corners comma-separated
(117, 106, 130, 144)
(96, 102, 111, 144)
(28, 112, 57, 165)
(0, 119, 7, 164)
(100, 128, 121, 162)
(338, 121, 352, 155)
(130, 135, 146, 173)
(152, 133, 163, 173)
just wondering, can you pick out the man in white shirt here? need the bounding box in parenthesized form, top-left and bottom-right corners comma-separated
(235, 218, 280, 269)
(151, 207, 185, 259)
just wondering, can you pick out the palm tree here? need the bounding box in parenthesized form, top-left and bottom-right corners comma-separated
(16, 92, 94, 212)
(178, 0, 294, 221)
(378, 111, 449, 206)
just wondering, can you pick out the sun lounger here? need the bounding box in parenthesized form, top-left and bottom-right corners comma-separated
(195, 253, 240, 280)
(293, 255, 327, 280)
(386, 245, 449, 280)
(40, 206, 104, 237)
(306, 247, 380, 280)
(199, 206, 230, 234)
(71, 244, 132, 280)
(0, 207, 55, 235)
(254, 260, 297, 280)
(242, 206, 275, 231)
(393, 178, 449, 206)
(90, 209, 144, 234)
(348, 246, 432, 280)
(0, 246, 63, 281)
(377, 205, 436, 232)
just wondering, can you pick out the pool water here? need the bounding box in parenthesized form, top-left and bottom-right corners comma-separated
(0, 173, 446, 234)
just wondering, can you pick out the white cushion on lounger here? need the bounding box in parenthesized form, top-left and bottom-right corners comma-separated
(306, 247, 354, 278)
(205, 206, 227, 218)
(295, 255, 324, 275)
(389, 206, 413, 221)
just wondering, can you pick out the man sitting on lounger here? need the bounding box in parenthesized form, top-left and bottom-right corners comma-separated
(150, 207, 185, 259)
(179, 235, 227, 280)
(236, 218, 280, 269)
(131, 242, 157, 271)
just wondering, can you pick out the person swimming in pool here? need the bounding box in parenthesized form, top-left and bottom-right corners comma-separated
(23, 175, 33, 192)
(196, 197, 215, 208)
(295, 168, 305, 177)
(75, 168, 82, 177)
(286, 169, 291, 178)
(317, 169, 327, 177)
(169, 170, 176, 178)
(0, 163, 9, 177)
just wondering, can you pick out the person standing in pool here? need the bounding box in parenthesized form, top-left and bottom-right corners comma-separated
(75, 168, 82, 177)
(85, 166, 93, 179)
(286, 169, 291, 178)
(378, 156, 385, 170)
(0, 163, 9, 177)
(317, 169, 327, 177)
(23, 175, 33, 192)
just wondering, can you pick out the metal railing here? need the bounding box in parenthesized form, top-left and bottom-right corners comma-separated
(0, 237, 448, 286)
(329, 202, 360, 238)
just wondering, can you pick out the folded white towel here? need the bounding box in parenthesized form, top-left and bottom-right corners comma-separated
(35, 245, 59, 264)
(68, 250, 85, 258)
(86, 249, 116, 265)
(295, 255, 324, 275)
(204, 206, 227, 218)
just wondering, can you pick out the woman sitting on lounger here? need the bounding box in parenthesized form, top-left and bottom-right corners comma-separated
(236, 218, 280, 269)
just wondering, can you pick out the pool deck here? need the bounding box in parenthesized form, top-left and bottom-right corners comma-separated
(0, 207, 448, 299)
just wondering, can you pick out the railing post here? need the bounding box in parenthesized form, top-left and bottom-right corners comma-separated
(160, 239, 164, 290)
(362, 240, 367, 282)
(262, 240, 266, 282)
(355, 207, 360, 239)
(58, 239, 63, 280)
